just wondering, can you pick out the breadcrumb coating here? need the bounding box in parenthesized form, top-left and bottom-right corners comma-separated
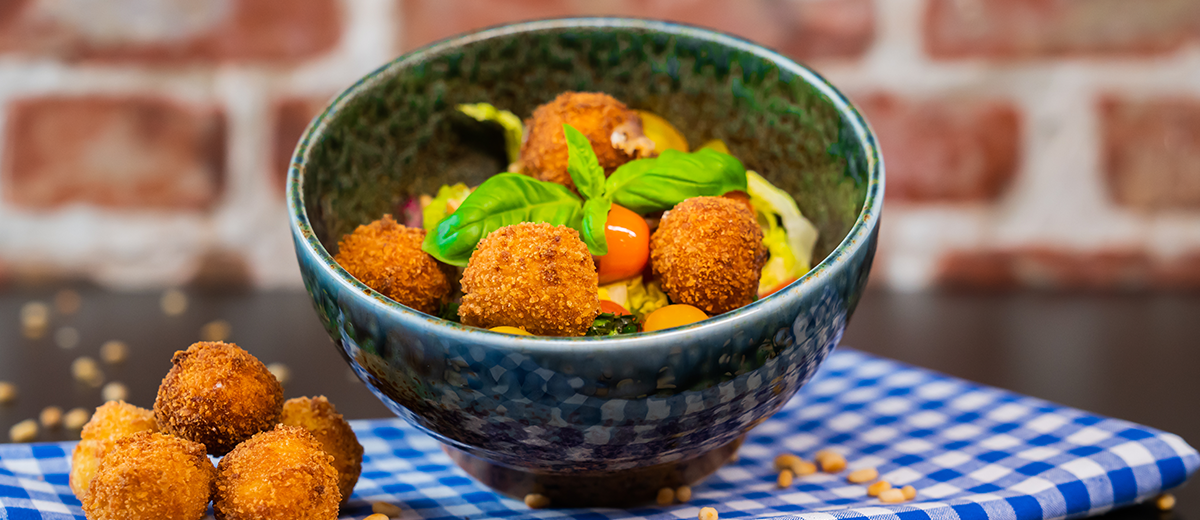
(280, 396, 364, 504)
(154, 341, 284, 456)
(82, 432, 216, 520)
(519, 92, 651, 191)
(459, 223, 600, 336)
(214, 424, 341, 520)
(650, 197, 767, 314)
(335, 215, 454, 315)
(69, 401, 158, 499)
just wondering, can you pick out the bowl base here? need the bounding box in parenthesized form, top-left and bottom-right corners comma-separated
(442, 436, 745, 508)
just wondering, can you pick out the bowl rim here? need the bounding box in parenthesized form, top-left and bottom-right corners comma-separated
(286, 17, 884, 351)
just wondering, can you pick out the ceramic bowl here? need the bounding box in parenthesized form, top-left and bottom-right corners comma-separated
(287, 18, 883, 506)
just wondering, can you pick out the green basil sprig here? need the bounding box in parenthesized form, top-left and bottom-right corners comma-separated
(420, 121, 748, 266)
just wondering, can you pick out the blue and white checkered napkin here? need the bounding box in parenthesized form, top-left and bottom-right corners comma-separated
(1, 348, 1195, 520)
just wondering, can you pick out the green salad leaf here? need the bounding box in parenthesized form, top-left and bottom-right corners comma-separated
(457, 103, 524, 165)
(421, 173, 582, 266)
(747, 170, 818, 294)
(422, 183, 472, 234)
(586, 313, 641, 336)
(606, 148, 747, 215)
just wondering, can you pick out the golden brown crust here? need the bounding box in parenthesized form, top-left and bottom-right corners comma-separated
(69, 401, 158, 499)
(650, 197, 767, 314)
(335, 215, 454, 315)
(459, 223, 600, 336)
(154, 341, 284, 456)
(280, 396, 364, 504)
(81, 431, 216, 520)
(519, 92, 649, 191)
(214, 424, 341, 520)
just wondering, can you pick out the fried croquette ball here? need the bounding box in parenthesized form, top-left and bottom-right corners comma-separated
(214, 424, 341, 520)
(519, 91, 654, 191)
(459, 222, 600, 336)
(280, 396, 364, 504)
(335, 214, 454, 315)
(650, 196, 767, 314)
(82, 431, 216, 520)
(69, 400, 158, 499)
(154, 341, 284, 456)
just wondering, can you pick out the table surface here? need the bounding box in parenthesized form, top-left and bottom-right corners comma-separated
(0, 287, 1195, 519)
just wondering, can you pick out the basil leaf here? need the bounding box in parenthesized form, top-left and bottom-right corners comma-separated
(564, 123, 606, 200)
(422, 173, 583, 266)
(581, 196, 612, 256)
(606, 148, 748, 215)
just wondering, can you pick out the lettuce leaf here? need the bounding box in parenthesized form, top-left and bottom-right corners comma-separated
(421, 183, 473, 234)
(747, 170, 819, 295)
(457, 103, 524, 165)
(598, 275, 668, 320)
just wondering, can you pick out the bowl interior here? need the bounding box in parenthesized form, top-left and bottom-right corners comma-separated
(298, 19, 874, 281)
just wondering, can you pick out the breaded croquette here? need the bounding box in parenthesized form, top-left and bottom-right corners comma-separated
(154, 341, 284, 456)
(459, 223, 600, 336)
(651, 196, 767, 314)
(214, 424, 341, 520)
(280, 396, 364, 504)
(69, 400, 158, 499)
(335, 214, 454, 315)
(82, 431, 216, 520)
(519, 92, 653, 191)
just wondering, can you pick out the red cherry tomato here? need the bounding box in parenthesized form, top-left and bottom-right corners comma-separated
(643, 304, 708, 332)
(761, 277, 798, 298)
(595, 204, 650, 285)
(599, 300, 630, 316)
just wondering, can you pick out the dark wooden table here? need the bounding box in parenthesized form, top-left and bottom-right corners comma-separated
(0, 286, 1194, 519)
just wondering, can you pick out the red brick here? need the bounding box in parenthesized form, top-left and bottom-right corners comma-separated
(0, 0, 341, 63)
(4, 96, 225, 210)
(925, 0, 1200, 59)
(272, 97, 330, 192)
(855, 94, 1021, 202)
(398, 0, 874, 61)
(1101, 96, 1200, 210)
(937, 248, 1200, 291)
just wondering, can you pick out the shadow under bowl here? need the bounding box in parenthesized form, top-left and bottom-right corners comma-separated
(287, 18, 884, 507)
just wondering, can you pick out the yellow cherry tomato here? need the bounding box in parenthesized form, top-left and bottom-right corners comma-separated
(490, 326, 532, 335)
(636, 110, 688, 153)
(643, 304, 708, 332)
(699, 139, 730, 154)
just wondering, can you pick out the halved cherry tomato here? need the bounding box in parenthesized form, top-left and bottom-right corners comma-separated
(636, 110, 689, 153)
(595, 204, 650, 285)
(599, 300, 630, 316)
(490, 326, 531, 335)
(643, 304, 708, 332)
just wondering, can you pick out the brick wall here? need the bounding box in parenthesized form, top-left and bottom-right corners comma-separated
(1, 0, 1198, 291)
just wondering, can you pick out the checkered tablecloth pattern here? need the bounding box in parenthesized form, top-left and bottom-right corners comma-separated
(1, 348, 1195, 520)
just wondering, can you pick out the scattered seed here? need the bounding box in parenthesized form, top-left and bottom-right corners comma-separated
(55, 326, 80, 349)
(656, 486, 675, 505)
(847, 467, 879, 484)
(102, 381, 128, 402)
(63, 408, 91, 430)
(676, 485, 692, 503)
(699, 506, 719, 520)
(777, 468, 794, 488)
(365, 514, 390, 520)
(40, 406, 62, 429)
(200, 319, 231, 341)
(100, 340, 129, 364)
(819, 453, 846, 473)
(901, 485, 917, 500)
(774, 453, 801, 471)
(879, 488, 907, 503)
(792, 460, 817, 476)
(867, 480, 893, 497)
(267, 363, 290, 385)
(9, 419, 37, 442)
(160, 289, 188, 316)
(20, 301, 49, 339)
(71, 356, 104, 387)
(814, 449, 836, 462)
(54, 289, 81, 315)
(1156, 493, 1175, 511)
(0, 381, 16, 404)
(372, 501, 404, 517)
(524, 493, 551, 509)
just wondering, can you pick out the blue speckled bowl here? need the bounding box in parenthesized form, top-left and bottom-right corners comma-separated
(287, 18, 883, 506)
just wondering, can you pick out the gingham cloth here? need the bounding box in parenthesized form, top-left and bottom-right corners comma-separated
(1, 348, 1195, 520)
